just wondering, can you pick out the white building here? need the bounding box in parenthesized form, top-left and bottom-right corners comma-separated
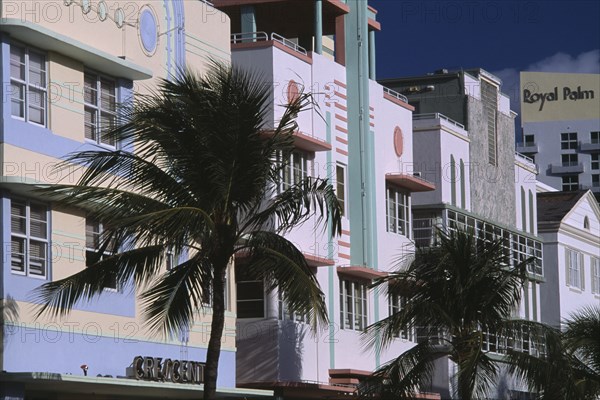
(537, 190, 600, 328)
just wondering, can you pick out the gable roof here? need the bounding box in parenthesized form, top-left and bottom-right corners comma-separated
(537, 190, 587, 230)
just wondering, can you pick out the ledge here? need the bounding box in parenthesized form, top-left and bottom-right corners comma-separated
(385, 173, 436, 192)
(260, 130, 331, 152)
(337, 266, 387, 280)
(1, 19, 152, 81)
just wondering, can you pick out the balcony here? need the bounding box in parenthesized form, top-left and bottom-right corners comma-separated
(579, 140, 600, 152)
(413, 113, 468, 138)
(549, 162, 584, 175)
(516, 141, 538, 154)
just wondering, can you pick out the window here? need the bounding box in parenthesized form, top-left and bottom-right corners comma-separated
(562, 176, 579, 191)
(166, 248, 175, 270)
(593, 174, 600, 188)
(340, 279, 367, 331)
(565, 249, 584, 290)
(523, 134, 535, 145)
(280, 150, 309, 191)
(84, 72, 117, 147)
(584, 216, 590, 230)
(592, 154, 599, 170)
(560, 132, 578, 150)
(11, 200, 48, 278)
(236, 266, 264, 318)
(387, 186, 410, 237)
(591, 131, 599, 144)
(85, 218, 117, 289)
(592, 258, 600, 295)
(561, 154, 578, 167)
(278, 290, 307, 323)
(336, 164, 346, 216)
(389, 293, 413, 341)
(481, 80, 498, 165)
(10, 43, 47, 125)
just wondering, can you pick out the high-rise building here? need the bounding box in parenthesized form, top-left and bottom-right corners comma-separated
(381, 69, 544, 398)
(518, 72, 600, 200)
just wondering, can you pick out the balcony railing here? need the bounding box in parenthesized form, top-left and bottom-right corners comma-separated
(413, 113, 465, 130)
(579, 140, 600, 152)
(550, 162, 584, 175)
(231, 32, 307, 56)
(383, 87, 409, 104)
(516, 141, 539, 154)
(515, 151, 535, 166)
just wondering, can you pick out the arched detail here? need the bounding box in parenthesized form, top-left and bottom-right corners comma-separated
(521, 187, 526, 232)
(460, 159, 466, 209)
(584, 216, 590, 230)
(528, 189, 535, 234)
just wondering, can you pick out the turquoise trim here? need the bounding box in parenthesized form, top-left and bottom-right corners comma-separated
(326, 111, 336, 369)
(315, 0, 323, 54)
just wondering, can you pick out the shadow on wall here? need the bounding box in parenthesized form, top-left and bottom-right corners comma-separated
(236, 318, 307, 384)
(1, 296, 20, 371)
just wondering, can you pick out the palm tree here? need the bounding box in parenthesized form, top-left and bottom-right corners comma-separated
(33, 62, 342, 400)
(360, 229, 533, 400)
(507, 305, 600, 400)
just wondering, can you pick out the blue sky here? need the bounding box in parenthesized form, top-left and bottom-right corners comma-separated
(370, 0, 600, 79)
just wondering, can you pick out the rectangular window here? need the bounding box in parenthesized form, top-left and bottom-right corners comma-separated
(11, 199, 48, 278)
(481, 80, 498, 165)
(336, 164, 346, 216)
(523, 134, 535, 145)
(591, 154, 599, 171)
(10, 43, 47, 126)
(85, 218, 117, 289)
(386, 186, 410, 237)
(561, 154, 578, 167)
(389, 293, 413, 341)
(566, 249, 584, 290)
(592, 258, 600, 295)
(278, 290, 307, 323)
(84, 72, 117, 147)
(339, 279, 367, 331)
(562, 176, 579, 191)
(593, 174, 600, 188)
(591, 131, 599, 144)
(560, 132, 578, 150)
(280, 150, 309, 191)
(236, 265, 264, 318)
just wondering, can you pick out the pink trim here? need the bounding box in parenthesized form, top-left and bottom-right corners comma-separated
(338, 240, 351, 248)
(333, 91, 347, 100)
(338, 253, 351, 260)
(335, 125, 348, 134)
(337, 266, 388, 280)
(335, 114, 348, 122)
(385, 173, 436, 192)
(336, 136, 348, 145)
(333, 79, 347, 88)
(334, 102, 347, 111)
(336, 148, 348, 156)
(341, 229, 351, 236)
(231, 40, 313, 65)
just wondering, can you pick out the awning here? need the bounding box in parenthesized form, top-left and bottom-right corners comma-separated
(385, 173, 436, 192)
(337, 266, 387, 280)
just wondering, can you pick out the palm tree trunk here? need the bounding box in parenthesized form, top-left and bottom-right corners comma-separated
(203, 264, 227, 400)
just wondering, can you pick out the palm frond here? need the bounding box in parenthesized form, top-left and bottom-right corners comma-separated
(238, 231, 328, 329)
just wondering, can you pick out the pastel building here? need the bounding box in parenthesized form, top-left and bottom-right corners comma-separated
(213, 1, 439, 398)
(0, 1, 270, 399)
(518, 72, 600, 200)
(537, 189, 600, 329)
(381, 69, 544, 398)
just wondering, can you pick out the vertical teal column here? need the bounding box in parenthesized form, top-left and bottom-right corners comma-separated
(240, 5, 256, 38)
(346, 0, 375, 268)
(368, 30, 376, 80)
(315, 0, 323, 54)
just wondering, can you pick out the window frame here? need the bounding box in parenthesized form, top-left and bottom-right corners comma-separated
(279, 150, 310, 192)
(592, 258, 600, 295)
(339, 278, 368, 331)
(591, 131, 599, 144)
(236, 266, 265, 319)
(592, 174, 600, 188)
(562, 176, 579, 191)
(10, 198, 49, 279)
(565, 248, 584, 290)
(85, 218, 118, 291)
(386, 185, 411, 237)
(336, 163, 347, 216)
(278, 289, 307, 323)
(560, 132, 578, 150)
(561, 153, 578, 167)
(10, 42, 48, 126)
(84, 70, 118, 148)
(591, 154, 599, 171)
(389, 292, 413, 341)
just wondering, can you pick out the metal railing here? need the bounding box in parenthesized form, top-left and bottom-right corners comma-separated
(383, 87, 409, 103)
(516, 141, 537, 148)
(230, 32, 308, 56)
(413, 113, 465, 130)
(199, 0, 214, 7)
(515, 151, 535, 165)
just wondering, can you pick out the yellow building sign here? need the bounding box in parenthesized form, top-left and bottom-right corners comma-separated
(520, 72, 600, 122)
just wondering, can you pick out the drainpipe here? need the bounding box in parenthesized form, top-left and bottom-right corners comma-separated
(314, 0, 323, 54)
